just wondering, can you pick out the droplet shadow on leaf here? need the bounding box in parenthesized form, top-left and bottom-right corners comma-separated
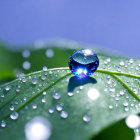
(68, 76, 97, 93)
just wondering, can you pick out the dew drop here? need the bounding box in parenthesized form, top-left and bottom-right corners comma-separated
(43, 66, 48, 71)
(120, 90, 125, 95)
(83, 114, 91, 122)
(43, 91, 47, 95)
(56, 105, 63, 111)
(16, 88, 20, 93)
(60, 111, 68, 119)
(10, 105, 15, 111)
(68, 92, 73, 97)
(32, 104, 37, 109)
(1, 120, 6, 128)
(120, 61, 125, 66)
(1, 93, 5, 98)
(10, 112, 19, 120)
(109, 87, 115, 92)
(53, 93, 61, 100)
(25, 116, 51, 140)
(129, 59, 134, 64)
(109, 105, 113, 109)
(32, 79, 37, 85)
(41, 98, 46, 103)
(5, 86, 11, 91)
(123, 101, 129, 107)
(48, 107, 55, 114)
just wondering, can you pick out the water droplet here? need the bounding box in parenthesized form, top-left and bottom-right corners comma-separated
(41, 98, 46, 103)
(56, 105, 63, 111)
(87, 88, 100, 100)
(10, 105, 15, 111)
(43, 66, 48, 71)
(53, 93, 61, 100)
(48, 107, 55, 114)
(22, 50, 30, 58)
(1, 120, 6, 128)
(32, 104, 37, 109)
(109, 87, 115, 92)
(32, 79, 37, 85)
(129, 59, 134, 64)
(83, 114, 91, 122)
(45, 49, 54, 58)
(123, 101, 129, 106)
(69, 49, 99, 78)
(60, 111, 68, 119)
(120, 90, 125, 95)
(120, 61, 125, 66)
(41, 74, 46, 80)
(126, 114, 140, 129)
(124, 107, 129, 111)
(109, 105, 113, 109)
(25, 116, 51, 140)
(10, 112, 19, 120)
(16, 88, 20, 92)
(1, 93, 5, 98)
(23, 61, 31, 70)
(43, 91, 47, 95)
(5, 86, 11, 91)
(68, 92, 73, 97)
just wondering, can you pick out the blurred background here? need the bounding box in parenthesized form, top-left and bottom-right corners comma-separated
(0, 0, 140, 58)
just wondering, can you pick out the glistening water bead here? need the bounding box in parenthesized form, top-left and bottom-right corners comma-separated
(69, 49, 99, 78)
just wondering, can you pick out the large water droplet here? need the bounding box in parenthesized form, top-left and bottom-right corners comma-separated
(69, 49, 99, 78)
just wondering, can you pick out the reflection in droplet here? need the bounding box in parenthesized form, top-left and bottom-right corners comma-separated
(87, 88, 100, 100)
(25, 116, 51, 140)
(126, 114, 140, 129)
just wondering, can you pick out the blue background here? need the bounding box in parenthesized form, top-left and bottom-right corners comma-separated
(0, 0, 140, 58)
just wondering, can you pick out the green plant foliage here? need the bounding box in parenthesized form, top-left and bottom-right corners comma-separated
(0, 45, 140, 140)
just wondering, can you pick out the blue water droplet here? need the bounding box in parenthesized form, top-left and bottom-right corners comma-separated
(69, 49, 99, 78)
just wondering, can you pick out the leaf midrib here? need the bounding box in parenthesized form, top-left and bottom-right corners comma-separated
(0, 67, 140, 121)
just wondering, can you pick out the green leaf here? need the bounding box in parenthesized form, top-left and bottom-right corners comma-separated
(0, 41, 108, 81)
(0, 52, 140, 140)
